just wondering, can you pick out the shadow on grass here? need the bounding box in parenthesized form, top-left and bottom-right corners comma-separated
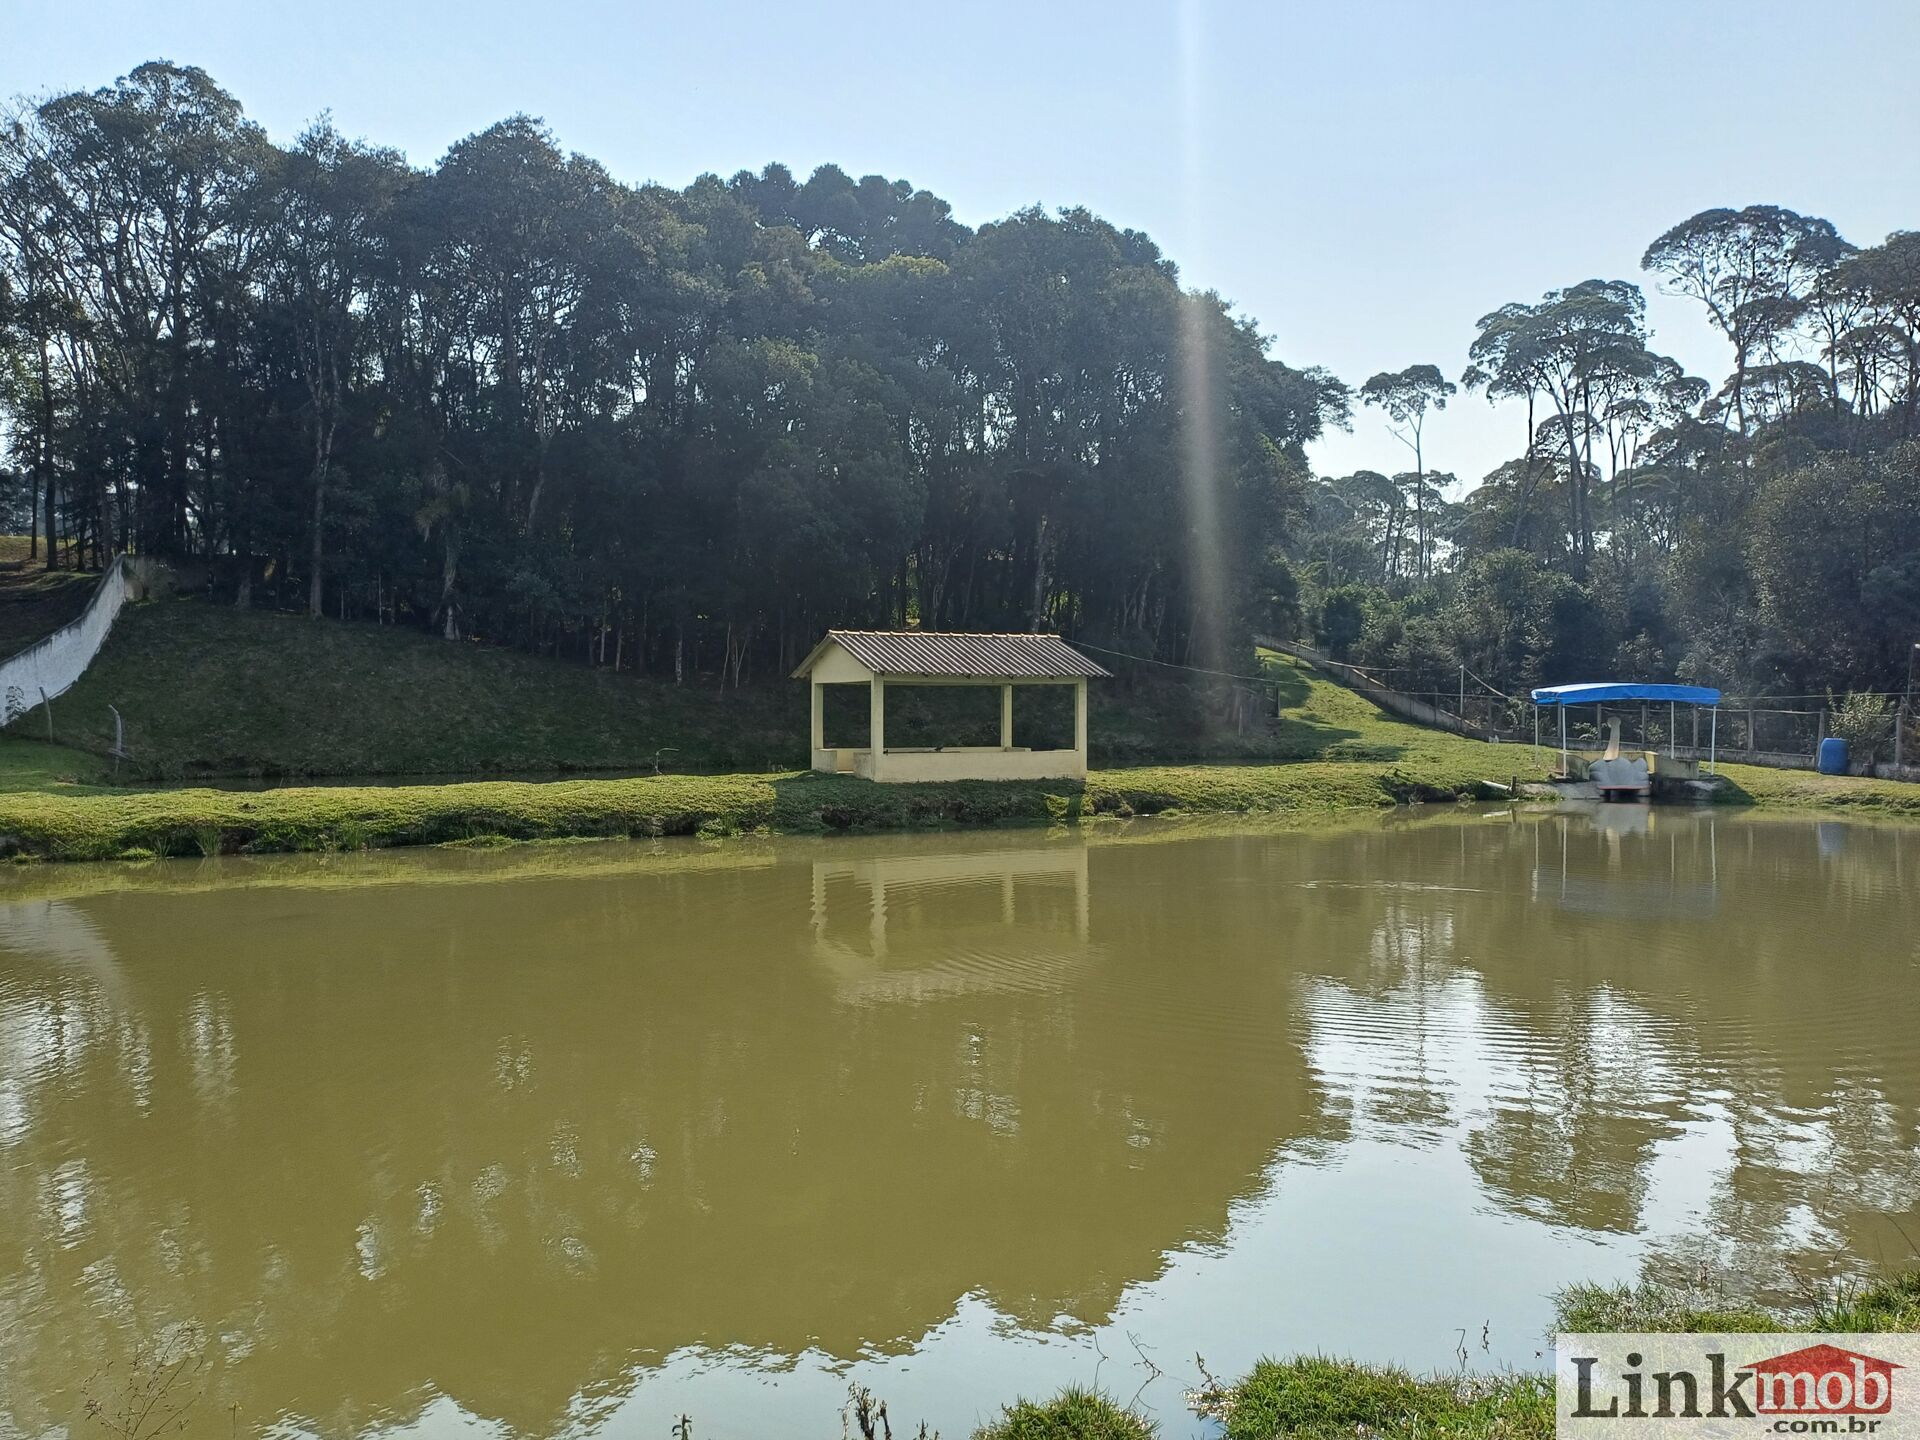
(1260, 656, 1313, 711)
(1094, 662, 1375, 766)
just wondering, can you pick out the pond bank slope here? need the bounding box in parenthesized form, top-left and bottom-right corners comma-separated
(0, 641, 1915, 861)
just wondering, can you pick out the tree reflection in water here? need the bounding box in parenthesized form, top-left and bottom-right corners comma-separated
(0, 811, 1914, 1436)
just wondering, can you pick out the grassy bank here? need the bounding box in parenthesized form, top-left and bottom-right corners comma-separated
(0, 621, 1528, 859)
(0, 625, 1917, 858)
(1711, 759, 1920, 818)
(1555, 1269, 1920, 1334)
(753, 1270, 1920, 1439)
(25, 598, 1427, 779)
(0, 752, 1501, 862)
(38, 598, 804, 777)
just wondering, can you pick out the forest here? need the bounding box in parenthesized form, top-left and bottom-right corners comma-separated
(2, 61, 1917, 702)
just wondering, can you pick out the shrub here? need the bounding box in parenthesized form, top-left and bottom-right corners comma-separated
(1826, 690, 1895, 764)
(1314, 585, 1370, 659)
(1199, 1357, 1553, 1440)
(973, 1388, 1154, 1440)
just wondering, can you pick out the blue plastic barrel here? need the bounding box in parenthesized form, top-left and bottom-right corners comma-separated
(1818, 736, 1849, 775)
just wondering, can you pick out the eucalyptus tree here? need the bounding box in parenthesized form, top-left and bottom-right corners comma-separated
(0, 107, 61, 559)
(420, 117, 621, 535)
(1839, 232, 1920, 429)
(0, 60, 1346, 682)
(1465, 280, 1657, 578)
(21, 63, 274, 559)
(1359, 364, 1454, 580)
(1641, 205, 1851, 434)
(261, 121, 407, 615)
(1327, 469, 1403, 582)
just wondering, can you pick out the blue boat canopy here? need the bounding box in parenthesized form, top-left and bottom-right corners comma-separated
(1530, 682, 1721, 706)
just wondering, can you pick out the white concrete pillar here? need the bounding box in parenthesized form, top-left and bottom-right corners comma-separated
(1073, 679, 1088, 768)
(1000, 684, 1014, 748)
(810, 680, 825, 759)
(869, 677, 886, 780)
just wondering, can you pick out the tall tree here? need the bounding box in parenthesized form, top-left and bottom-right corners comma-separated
(262, 121, 406, 615)
(1641, 206, 1850, 434)
(1359, 364, 1455, 580)
(1465, 281, 1659, 580)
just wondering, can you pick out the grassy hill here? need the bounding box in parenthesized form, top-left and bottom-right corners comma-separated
(32, 599, 802, 779)
(18, 597, 1426, 781)
(0, 537, 100, 660)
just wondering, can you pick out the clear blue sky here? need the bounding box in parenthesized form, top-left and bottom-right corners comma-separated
(8, 0, 1918, 487)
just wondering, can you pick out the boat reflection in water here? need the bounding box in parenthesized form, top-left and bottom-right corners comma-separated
(1531, 804, 1721, 920)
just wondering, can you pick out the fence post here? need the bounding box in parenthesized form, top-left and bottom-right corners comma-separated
(1898, 701, 1907, 770)
(1747, 707, 1756, 754)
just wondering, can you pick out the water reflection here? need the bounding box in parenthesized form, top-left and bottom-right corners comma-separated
(0, 811, 1915, 1437)
(1533, 805, 1721, 919)
(809, 846, 1095, 1002)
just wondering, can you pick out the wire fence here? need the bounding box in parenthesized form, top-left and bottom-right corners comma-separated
(1251, 637, 1920, 779)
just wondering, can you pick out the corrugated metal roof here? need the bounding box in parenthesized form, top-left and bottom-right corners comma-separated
(794, 631, 1111, 679)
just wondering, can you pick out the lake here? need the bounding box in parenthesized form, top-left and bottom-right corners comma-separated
(2, 806, 1917, 1437)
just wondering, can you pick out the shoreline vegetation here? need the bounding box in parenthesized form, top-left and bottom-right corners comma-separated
(3, 643, 1920, 864)
(731, 1271, 1920, 1439)
(75, 1270, 1920, 1440)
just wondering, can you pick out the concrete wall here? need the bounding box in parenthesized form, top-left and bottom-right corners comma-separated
(1254, 635, 1489, 740)
(878, 747, 1084, 783)
(812, 746, 1086, 783)
(0, 556, 150, 726)
(1663, 744, 1920, 783)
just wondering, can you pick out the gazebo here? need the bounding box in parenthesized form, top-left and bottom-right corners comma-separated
(792, 630, 1110, 783)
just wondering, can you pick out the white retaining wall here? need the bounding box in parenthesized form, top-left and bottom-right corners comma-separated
(1253, 635, 1490, 740)
(0, 555, 142, 725)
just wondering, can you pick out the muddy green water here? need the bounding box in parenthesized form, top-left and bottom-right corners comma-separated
(2, 807, 1917, 1437)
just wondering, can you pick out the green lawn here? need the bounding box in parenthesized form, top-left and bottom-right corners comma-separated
(18, 598, 1482, 781)
(0, 597, 1914, 861)
(0, 619, 1533, 859)
(33, 598, 805, 779)
(0, 752, 1507, 863)
(1710, 757, 1920, 817)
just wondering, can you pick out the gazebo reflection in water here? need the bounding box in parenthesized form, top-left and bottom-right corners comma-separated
(808, 844, 1096, 1003)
